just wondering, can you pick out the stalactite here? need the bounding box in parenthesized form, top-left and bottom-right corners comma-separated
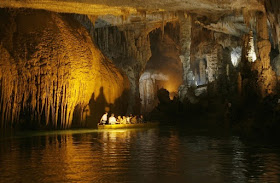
(94, 25, 152, 114)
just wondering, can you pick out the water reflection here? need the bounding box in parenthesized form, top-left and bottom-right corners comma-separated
(0, 128, 280, 182)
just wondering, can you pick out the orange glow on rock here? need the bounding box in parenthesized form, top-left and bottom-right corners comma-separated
(0, 10, 129, 128)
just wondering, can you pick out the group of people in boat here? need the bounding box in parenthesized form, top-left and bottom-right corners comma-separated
(99, 112, 145, 125)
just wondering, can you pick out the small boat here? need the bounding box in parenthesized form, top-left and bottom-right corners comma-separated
(97, 122, 159, 129)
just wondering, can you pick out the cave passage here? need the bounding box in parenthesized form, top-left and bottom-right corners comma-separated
(140, 24, 183, 113)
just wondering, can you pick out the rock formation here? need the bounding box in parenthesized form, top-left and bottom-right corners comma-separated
(251, 12, 277, 97)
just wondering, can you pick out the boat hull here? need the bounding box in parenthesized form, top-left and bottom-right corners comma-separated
(97, 122, 159, 129)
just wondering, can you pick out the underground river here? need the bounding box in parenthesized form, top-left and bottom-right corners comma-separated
(1, 125, 280, 183)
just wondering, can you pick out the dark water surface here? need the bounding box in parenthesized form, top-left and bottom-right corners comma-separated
(0, 126, 280, 183)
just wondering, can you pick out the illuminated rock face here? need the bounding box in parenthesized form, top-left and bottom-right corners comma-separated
(253, 12, 277, 97)
(0, 9, 129, 128)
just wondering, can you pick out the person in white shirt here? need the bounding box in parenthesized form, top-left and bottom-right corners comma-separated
(100, 112, 108, 125)
(109, 113, 117, 125)
(126, 116, 131, 124)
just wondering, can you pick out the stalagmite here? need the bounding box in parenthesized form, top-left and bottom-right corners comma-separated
(199, 60, 206, 85)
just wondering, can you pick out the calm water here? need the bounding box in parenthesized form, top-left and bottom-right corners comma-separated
(0, 126, 280, 183)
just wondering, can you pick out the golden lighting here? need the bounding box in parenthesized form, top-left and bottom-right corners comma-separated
(0, 11, 129, 128)
(163, 81, 179, 100)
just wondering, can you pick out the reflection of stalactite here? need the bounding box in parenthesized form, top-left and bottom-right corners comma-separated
(0, 10, 128, 128)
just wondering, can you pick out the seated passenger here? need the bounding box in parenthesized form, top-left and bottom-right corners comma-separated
(99, 112, 108, 125)
(116, 116, 122, 124)
(126, 116, 131, 124)
(138, 115, 144, 123)
(109, 113, 117, 125)
(122, 116, 127, 124)
(131, 116, 137, 124)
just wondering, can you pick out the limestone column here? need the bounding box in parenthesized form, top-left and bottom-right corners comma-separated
(255, 12, 277, 97)
(178, 13, 194, 101)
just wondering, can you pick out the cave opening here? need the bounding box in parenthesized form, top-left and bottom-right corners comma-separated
(139, 22, 183, 113)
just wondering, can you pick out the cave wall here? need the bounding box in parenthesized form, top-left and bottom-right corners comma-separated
(0, 9, 129, 129)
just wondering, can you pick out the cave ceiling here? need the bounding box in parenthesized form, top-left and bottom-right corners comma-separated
(0, 0, 264, 19)
(0, 0, 267, 37)
(0, 0, 264, 16)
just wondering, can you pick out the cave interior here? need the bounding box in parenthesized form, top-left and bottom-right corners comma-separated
(0, 0, 280, 131)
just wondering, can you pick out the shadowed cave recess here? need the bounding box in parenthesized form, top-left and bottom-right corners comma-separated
(0, 0, 280, 136)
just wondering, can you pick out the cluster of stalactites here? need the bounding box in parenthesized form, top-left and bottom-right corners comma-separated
(264, 0, 280, 51)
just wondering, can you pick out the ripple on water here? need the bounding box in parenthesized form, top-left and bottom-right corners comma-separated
(0, 128, 280, 183)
